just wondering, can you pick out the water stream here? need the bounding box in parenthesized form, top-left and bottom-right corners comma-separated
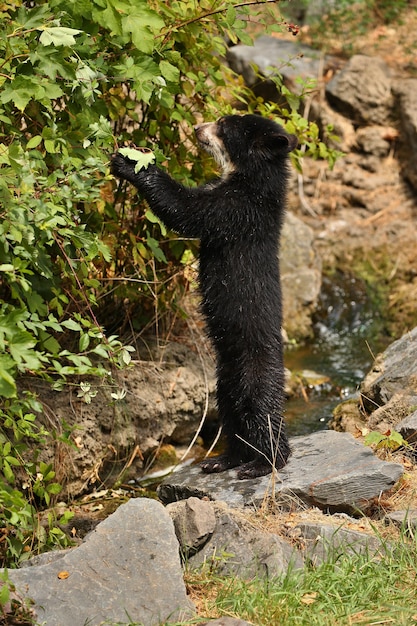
(284, 273, 389, 436)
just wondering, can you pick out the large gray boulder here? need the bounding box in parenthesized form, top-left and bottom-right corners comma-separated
(393, 79, 417, 190)
(281, 212, 322, 339)
(360, 326, 417, 410)
(158, 430, 403, 514)
(3, 499, 194, 626)
(167, 498, 303, 578)
(33, 340, 217, 497)
(359, 327, 417, 432)
(227, 36, 326, 96)
(294, 522, 384, 565)
(325, 55, 393, 125)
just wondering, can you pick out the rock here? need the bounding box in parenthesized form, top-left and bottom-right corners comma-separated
(360, 327, 417, 412)
(158, 431, 403, 514)
(183, 501, 303, 578)
(366, 393, 417, 433)
(227, 36, 327, 97)
(355, 126, 394, 157)
(385, 509, 417, 531)
(397, 410, 417, 445)
(281, 212, 322, 339)
(332, 328, 417, 435)
(329, 399, 367, 434)
(167, 496, 216, 556)
(30, 340, 216, 497)
(393, 79, 417, 190)
(3, 499, 194, 626)
(326, 55, 393, 125)
(294, 522, 383, 565)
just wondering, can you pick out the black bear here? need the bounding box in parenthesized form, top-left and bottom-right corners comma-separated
(111, 114, 297, 479)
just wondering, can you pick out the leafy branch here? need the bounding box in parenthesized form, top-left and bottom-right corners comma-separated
(157, 0, 284, 36)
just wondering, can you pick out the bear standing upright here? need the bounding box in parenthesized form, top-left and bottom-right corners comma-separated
(111, 114, 297, 480)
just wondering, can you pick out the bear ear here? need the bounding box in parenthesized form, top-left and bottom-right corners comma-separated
(254, 132, 298, 158)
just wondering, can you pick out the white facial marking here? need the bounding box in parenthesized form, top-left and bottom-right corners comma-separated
(195, 122, 235, 178)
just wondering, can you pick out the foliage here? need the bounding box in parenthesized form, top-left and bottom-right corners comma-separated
(0, 569, 35, 624)
(0, 0, 340, 569)
(364, 428, 408, 451)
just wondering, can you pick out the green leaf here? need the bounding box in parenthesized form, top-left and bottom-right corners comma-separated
(389, 431, 406, 446)
(121, 10, 165, 53)
(364, 431, 385, 447)
(0, 577, 10, 605)
(47, 482, 62, 495)
(145, 209, 167, 236)
(0, 356, 17, 398)
(118, 147, 155, 172)
(39, 27, 82, 47)
(92, 345, 109, 359)
(226, 5, 236, 25)
(159, 60, 180, 84)
(61, 319, 83, 332)
(121, 348, 132, 366)
(79, 333, 90, 352)
(44, 139, 56, 154)
(3, 459, 15, 482)
(26, 136, 43, 149)
(146, 234, 167, 263)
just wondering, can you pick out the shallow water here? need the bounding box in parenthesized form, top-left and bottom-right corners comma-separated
(284, 273, 389, 436)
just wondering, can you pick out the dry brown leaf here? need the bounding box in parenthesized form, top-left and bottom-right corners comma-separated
(301, 592, 317, 605)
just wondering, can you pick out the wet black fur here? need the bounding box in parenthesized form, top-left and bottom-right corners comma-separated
(111, 114, 297, 479)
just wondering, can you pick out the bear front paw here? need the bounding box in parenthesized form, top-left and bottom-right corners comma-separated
(110, 153, 136, 181)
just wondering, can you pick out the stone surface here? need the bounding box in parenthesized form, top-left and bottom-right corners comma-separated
(158, 431, 403, 513)
(326, 55, 393, 125)
(355, 126, 393, 157)
(393, 79, 417, 190)
(4, 499, 194, 626)
(332, 327, 417, 434)
(397, 410, 417, 444)
(167, 496, 216, 556)
(366, 393, 417, 433)
(385, 509, 417, 530)
(294, 522, 383, 565)
(281, 212, 322, 339)
(30, 340, 217, 497)
(185, 502, 303, 578)
(360, 326, 417, 412)
(311, 99, 357, 152)
(227, 36, 326, 96)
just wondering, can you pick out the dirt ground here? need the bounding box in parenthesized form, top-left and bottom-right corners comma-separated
(283, 5, 417, 337)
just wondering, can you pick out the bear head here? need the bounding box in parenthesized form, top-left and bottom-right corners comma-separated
(194, 114, 298, 176)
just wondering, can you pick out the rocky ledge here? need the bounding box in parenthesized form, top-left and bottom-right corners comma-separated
(1, 429, 404, 626)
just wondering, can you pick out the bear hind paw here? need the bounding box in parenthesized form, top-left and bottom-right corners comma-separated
(200, 454, 241, 474)
(236, 459, 273, 480)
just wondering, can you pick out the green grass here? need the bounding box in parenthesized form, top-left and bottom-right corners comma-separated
(178, 530, 417, 626)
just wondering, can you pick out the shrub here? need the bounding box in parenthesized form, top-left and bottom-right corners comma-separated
(0, 0, 338, 567)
